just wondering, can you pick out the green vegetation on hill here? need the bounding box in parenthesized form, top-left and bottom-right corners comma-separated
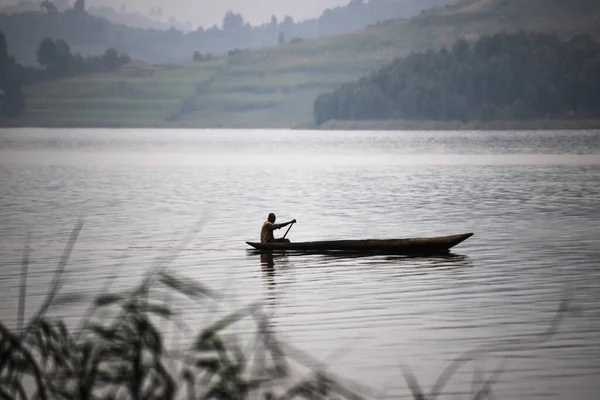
(313, 32, 600, 125)
(17, 59, 225, 128)
(4, 0, 600, 129)
(1, 28, 136, 124)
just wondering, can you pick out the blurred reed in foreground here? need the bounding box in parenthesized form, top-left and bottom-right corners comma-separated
(0, 221, 571, 399)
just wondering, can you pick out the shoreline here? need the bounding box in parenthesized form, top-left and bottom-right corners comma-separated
(2, 118, 600, 131)
(315, 119, 600, 131)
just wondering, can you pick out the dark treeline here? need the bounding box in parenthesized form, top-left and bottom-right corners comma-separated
(34, 37, 130, 80)
(313, 32, 600, 125)
(0, 0, 456, 65)
(0, 27, 131, 117)
(0, 30, 25, 117)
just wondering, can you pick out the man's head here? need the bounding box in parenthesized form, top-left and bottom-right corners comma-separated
(268, 213, 276, 223)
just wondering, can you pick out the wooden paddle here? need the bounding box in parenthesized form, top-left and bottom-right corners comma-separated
(282, 220, 295, 239)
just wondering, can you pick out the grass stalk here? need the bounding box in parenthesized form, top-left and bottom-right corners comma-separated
(17, 234, 31, 333)
(23, 219, 83, 335)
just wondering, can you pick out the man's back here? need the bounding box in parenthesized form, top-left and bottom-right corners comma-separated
(261, 220, 275, 243)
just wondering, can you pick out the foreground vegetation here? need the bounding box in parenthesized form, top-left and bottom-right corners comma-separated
(1, 222, 367, 399)
(313, 32, 600, 125)
(1, 221, 574, 399)
(3, 0, 600, 128)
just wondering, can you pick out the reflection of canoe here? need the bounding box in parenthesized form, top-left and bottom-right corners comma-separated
(246, 233, 473, 255)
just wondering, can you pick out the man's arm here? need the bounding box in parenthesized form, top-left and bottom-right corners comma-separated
(273, 219, 296, 229)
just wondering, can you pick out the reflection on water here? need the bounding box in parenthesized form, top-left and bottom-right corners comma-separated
(251, 248, 476, 336)
(256, 250, 293, 332)
(317, 251, 471, 264)
(256, 250, 294, 307)
(254, 249, 473, 269)
(1, 129, 600, 399)
(260, 251, 277, 311)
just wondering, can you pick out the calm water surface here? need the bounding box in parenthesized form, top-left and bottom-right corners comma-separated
(1, 129, 600, 399)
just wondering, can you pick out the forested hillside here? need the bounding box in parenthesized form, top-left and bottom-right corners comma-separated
(5, 0, 600, 128)
(314, 32, 600, 124)
(0, 0, 457, 66)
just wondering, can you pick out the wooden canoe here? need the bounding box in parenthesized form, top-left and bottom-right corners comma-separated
(246, 233, 473, 255)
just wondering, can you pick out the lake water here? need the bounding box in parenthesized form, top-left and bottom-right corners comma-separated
(1, 128, 599, 399)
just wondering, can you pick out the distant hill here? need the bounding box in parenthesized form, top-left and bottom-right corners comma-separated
(86, 6, 188, 32)
(0, 0, 38, 14)
(0, 0, 70, 13)
(0, 1, 189, 31)
(5, 0, 600, 129)
(0, 0, 459, 66)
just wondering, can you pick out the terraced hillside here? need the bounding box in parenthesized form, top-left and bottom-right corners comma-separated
(14, 59, 225, 128)
(8, 0, 600, 128)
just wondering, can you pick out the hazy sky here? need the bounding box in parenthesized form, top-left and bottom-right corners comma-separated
(2, 0, 352, 28)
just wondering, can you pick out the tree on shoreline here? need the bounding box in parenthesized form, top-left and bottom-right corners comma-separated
(40, 0, 58, 13)
(74, 0, 85, 13)
(0, 31, 25, 117)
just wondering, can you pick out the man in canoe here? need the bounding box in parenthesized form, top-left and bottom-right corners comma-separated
(261, 213, 296, 243)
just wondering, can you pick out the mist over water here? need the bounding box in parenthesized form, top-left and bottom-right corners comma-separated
(1, 128, 599, 399)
